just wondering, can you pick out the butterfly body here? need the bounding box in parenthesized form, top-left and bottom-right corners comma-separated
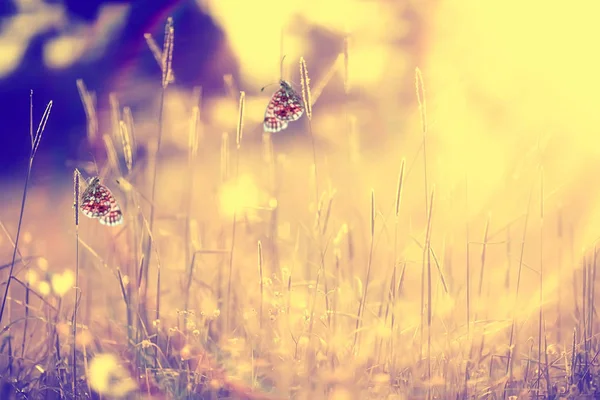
(80, 177, 123, 226)
(263, 80, 304, 133)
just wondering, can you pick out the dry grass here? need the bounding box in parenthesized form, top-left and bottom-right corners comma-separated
(1, 16, 600, 400)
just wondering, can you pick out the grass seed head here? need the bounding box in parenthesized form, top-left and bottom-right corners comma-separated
(73, 169, 80, 226)
(300, 57, 313, 120)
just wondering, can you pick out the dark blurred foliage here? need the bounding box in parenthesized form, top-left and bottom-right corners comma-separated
(0, 0, 230, 184)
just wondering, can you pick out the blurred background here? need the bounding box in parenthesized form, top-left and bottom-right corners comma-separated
(0, 0, 228, 178)
(3, 0, 600, 375)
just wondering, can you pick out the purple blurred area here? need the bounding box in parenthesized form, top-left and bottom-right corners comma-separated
(0, 0, 231, 184)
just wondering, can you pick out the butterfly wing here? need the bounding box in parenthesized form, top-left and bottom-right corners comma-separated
(99, 203, 124, 226)
(263, 82, 304, 132)
(264, 96, 289, 133)
(80, 183, 113, 218)
(273, 88, 304, 122)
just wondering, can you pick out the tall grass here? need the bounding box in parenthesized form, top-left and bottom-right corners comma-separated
(0, 93, 52, 326)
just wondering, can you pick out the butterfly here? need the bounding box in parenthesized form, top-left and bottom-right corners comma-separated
(263, 80, 304, 133)
(80, 177, 123, 226)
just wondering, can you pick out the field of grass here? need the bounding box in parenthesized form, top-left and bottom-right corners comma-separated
(2, 9, 600, 400)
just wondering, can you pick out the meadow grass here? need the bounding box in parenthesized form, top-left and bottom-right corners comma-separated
(0, 18, 599, 400)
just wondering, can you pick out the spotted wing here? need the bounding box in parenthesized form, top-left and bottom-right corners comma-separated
(80, 183, 114, 218)
(99, 202, 124, 226)
(264, 94, 289, 133)
(263, 86, 305, 132)
(272, 88, 304, 122)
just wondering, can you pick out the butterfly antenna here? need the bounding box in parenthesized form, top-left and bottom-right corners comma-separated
(260, 82, 277, 92)
(280, 54, 287, 81)
(261, 55, 289, 92)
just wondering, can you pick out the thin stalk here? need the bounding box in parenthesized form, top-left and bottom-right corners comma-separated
(21, 91, 35, 359)
(300, 57, 319, 207)
(226, 154, 239, 333)
(226, 91, 245, 333)
(537, 167, 544, 393)
(477, 214, 491, 297)
(353, 189, 375, 351)
(465, 174, 471, 337)
(183, 86, 201, 330)
(146, 87, 166, 367)
(415, 68, 428, 218)
(21, 282, 29, 357)
(556, 206, 563, 342)
(591, 248, 597, 345)
(258, 241, 264, 330)
(415, 67, 428, 362)
(390, 158, 406, 365)
(424, 188, 435, 400)
(143, 18, 173, 366)
(307, 191, 334, 345)
(72, 169, 81, 395)
(506, 184, 535, 377)
(0, 96, 52, 326)
(469, 213, 491, 365)
(307, 222, 328, 345)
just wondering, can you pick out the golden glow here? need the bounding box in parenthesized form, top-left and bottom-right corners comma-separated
(328, 387, 354, 400)
(425, 0, 600, 228)
(200, 0, 409, 89)
(38, 281, 50, 296)
(87, 354, 137, 398)
(50, 270, 75, 297)
(218, 174, 261, 218)
(26, 270, 38, 286)
(198, 293, 220, 319)
(9, 0, 600, 397)
(43, 35, 86, 69)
